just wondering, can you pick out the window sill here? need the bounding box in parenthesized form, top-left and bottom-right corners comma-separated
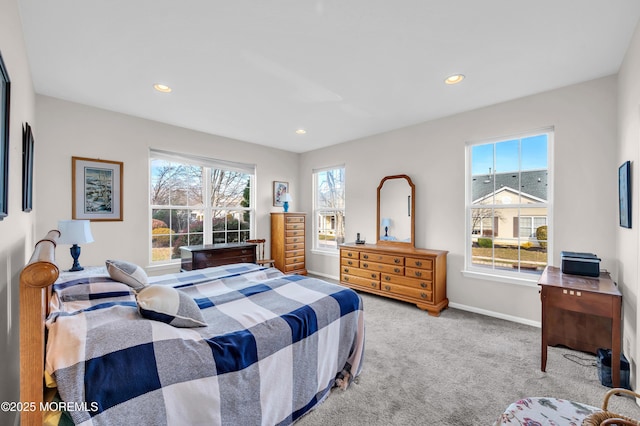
(461, 269, 540, 288)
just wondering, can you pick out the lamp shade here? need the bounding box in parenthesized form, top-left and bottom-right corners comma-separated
(381, 218, 392, 228)
(58, 220, 94, 245)
(282, 193, 292, 202)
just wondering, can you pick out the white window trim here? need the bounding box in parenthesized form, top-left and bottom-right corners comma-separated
(463, 128, 554, 282)
(149, 149, 256, 265)
(312, 165, 345, 255)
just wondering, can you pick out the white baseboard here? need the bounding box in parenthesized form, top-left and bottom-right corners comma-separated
(309, 269, 541, 328)
(306, 269, 339, 282)
(449, 302, 541, 328)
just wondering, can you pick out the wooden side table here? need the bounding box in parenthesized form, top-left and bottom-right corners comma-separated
(538, 266, 622, 386)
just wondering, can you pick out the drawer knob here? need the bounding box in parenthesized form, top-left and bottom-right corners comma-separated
(344, 276, 349, 282)
(371, 282, 377, 288)
(343, 267, 349, 273)
(363, 254, 369, 259)
(420, 292, 427, 299)
(385, 276, 391, 281)
(363, 263, 369, 268)
(348, 253, 352, 257)
(385, 285, 391, 291)
(394, 258, 401, 264)
(420, 282, 427, 288)
(347, 260, 353, 265)
(415, 261, 422, 267)
(415, 271, 422, 277)
(394, 268, 401, 273)
(371, 273, 376, 278)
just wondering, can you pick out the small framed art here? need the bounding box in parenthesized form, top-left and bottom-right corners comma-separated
(22, 123, 34, 212)
(619, 160, 631, 228)
(0, 51, 10, 220)
(72, 156, 123, 221)
(273, 181, 289, 207)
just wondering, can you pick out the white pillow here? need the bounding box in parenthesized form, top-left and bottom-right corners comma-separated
(136, 285, 206, 328)
(105, 259, 148, 292)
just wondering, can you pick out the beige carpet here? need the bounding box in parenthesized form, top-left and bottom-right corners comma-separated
(297, 290, 640, 425)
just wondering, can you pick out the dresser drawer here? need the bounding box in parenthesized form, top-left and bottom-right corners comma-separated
(285, 236, 304, 245)
(382, 274, 432, 291)
(341, 249, 360, 259)
(285, 229, 305, 238)
(360, 251, 404, 266)
(360, 260, 404, 275)
(286, 242, 304, 251)
(285, 222, 305, 231)
(381, 282, 433, 302)
(405, 257, 433, 270)
(286, 248, 304, 258)
(544, 286, 613, 317)
(285, 255, 305, 265)
(342, 266, 380, 280)
(341, 273, 380, 290)
(341, 257, 360, 267)
(285, 216, 305, 224)
(285, 262, 305, 272)
(405, 267, 433, 280)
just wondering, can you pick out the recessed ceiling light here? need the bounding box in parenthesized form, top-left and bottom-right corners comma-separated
(295, 129, 307, 135)
(444, 74, 465, 85)
(153, 83, 172, 93)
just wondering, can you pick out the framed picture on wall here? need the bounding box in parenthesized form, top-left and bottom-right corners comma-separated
(72, 156, 123, 221)
(273, 181, 289, 207)
(619, 160, 631, 228)
(0, 51, 10, 221)
(22, 123, 34, 212)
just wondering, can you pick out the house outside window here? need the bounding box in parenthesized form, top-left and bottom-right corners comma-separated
(150, 149, 255, 263)
(313, 166, 345, 252)
(466, 129, 552, 280)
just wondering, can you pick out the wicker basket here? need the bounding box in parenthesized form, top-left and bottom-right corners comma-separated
(582, 388, 640, 426)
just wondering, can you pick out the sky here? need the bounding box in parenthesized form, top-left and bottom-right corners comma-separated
(471, 134, 548, 176)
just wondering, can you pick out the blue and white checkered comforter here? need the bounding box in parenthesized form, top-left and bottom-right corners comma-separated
(45, 263, 365, 425)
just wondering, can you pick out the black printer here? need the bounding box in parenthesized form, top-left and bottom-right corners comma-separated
(560, 251, 601, 277)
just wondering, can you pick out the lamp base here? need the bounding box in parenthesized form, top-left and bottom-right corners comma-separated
(69, 244, 85, 272)
(283, 201, 289, 212)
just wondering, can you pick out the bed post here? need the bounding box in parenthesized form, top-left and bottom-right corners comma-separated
(19, 230, 60, 426)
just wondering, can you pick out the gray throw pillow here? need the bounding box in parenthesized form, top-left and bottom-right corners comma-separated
(105, 259, 148, 292)
(136, 285, 206, 328)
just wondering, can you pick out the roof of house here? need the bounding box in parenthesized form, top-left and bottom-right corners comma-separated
(472, 170, 548, 202)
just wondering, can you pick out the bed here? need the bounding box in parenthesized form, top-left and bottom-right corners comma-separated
(19, 230, 365, 425)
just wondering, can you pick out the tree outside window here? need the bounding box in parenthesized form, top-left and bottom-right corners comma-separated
(150, 155, 253, 262)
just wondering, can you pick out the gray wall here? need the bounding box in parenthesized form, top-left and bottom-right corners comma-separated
(301, 75, 618, 327)
(34, 96, 300, 275)
(0, 0, 37, 424)
(617, 18, 640, 392)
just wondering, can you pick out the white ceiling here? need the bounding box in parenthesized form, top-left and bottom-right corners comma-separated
(16, 1, 640, 153)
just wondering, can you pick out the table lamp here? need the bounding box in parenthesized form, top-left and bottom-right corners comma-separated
(58, 220, 94, 271)
(282, 193, 292, 212)
(381, 218, 391, 238)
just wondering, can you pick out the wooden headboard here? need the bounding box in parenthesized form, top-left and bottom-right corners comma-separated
(19, 230, 60, 426)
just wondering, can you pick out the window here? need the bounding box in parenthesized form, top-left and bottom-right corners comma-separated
(466, 129, 552, 279)
(313, 166, 345, 252)
(150, 149, 254, 263)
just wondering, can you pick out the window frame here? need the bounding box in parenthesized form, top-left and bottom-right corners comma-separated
(149, 149, 255, 265)
(463, 128, 554, 286)
(312, 165, 346, 255)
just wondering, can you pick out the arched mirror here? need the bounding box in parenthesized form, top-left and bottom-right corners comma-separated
(377, 175, 415, 247)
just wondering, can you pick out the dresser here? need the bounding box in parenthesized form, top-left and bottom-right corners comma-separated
(271, 212, 307, 275)
(340, 243, 448, 316)
(180, 243, 257, 271)
(538, 266, 622, 386)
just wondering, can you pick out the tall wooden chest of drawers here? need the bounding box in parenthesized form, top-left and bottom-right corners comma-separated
(271, 212, 307, 275)
(340, 243, 447, 316)
(180, 243, 257, 271)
